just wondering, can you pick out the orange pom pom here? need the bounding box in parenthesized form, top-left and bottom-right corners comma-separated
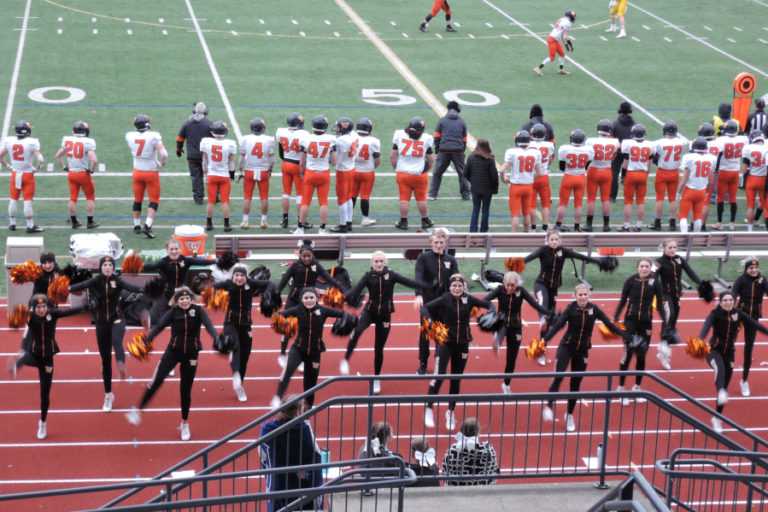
(47, 275, 71, 304)
(525, 338, 547, 360)
(10, 260, 43, 285)
(270, 314, 298, 338)
(685, 336, 710, 359)
(202, 287, 215, 309)
(214, 289, 229, 311)
(8, 304, 30, 328)
(470, 307, 480, 320)
(122, 253, 144, 274)
(321, 287, 345, 309)
(426, 320, 448, 344)
(505, 257, 525, 273)
(127, 331, 153, 362)
(598, 321, 625, 341)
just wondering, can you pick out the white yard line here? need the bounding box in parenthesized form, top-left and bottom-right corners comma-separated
(2, 0, 34, 138)
(183, 0, 242, 139)
(483, 0, 665, 127)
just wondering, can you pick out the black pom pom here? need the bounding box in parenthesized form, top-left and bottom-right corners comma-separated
(484, 269, 505, 283)
(346, 292, 365, 308)
(477, 311, 505, 332)
(213, 333, 234, 354)
(697, 280, 714, 303)
(143, 277, 166, 299)
(61, 264, 91, 284)
(216, 252, 239, 271)
(190, 272, 211, 294)
(331, 311, 358, 336)
(259, 283, 283, 318)
(249, 264, 271, 281)
(598, 256, 619, 272)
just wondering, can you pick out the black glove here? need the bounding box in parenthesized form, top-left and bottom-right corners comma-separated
(62, 166, 69, 172)
(565, 39, 574, 52)
(176, 149, 183, 158)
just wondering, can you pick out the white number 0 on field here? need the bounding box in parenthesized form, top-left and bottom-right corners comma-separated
(362, 89, 500, 107)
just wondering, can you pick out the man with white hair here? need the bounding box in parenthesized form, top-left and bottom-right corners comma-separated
(177, 102, 213, 204)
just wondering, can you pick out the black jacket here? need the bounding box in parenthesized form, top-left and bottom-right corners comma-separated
(347, 267, 426, 319)
(70, 274, 142, 323)
(524, 245, 599, 290)
(414, 250, 460, 301)
(732, 272, 768, 318)
(280, 305, 344, 356)
(214, 278, 273, 326)
(144, 255, 213, 298)
(32, 268, 59, 297)
(522, 117, 555, 142)
(277, 259, 346, 302)
(654, 255, 702, 300)
(700, 306, 768, 357)
(544, 301, 622, 352)
(434, 110, 467, 153)
(615, 274, 667, 324)
(177, 114, 213, 160)
(462, 154, 499, 195)
(23, 306, 85, 358)
(612, 114, 635, 143)
(484, 286, 547, 330)
(147, 304, 217, 354)
(422, 292, 494, 345)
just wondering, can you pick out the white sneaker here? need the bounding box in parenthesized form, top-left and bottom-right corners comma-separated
(125, 407, 142, 425)
(7, 357, 17, 379)
(233, 372, 242, 392)
(740, 379, 751, 397)
(542, 405, 554, 422)
(501, 382, 511, 394)
(102, 392, 115, 412)
(605, 26, 616, 33)
(565, 413, 576, 432)
(37, 420, 47, 440)
(656, 351, 671, 370)
(292, 226, 304, 235)
(616, 30, 626, 39)
(240, 221, 249, 229)
(717, 389, 728, 405)
(537, 355, 546, 367)
(445, 410, 456, 431)
(260, 220, 269, 229)
(270, 395, 282, 409)
(729, 222, 735, 231)
(711, 416, 723, 434)
(424, 408, 435, 428)
(339, 359, 350, 375)
(236, 387, 248, 403)
(277, 354, 287, 368)
(632, 385, 647, 403)
(318, 228, 328, 235)
(180, 422, 191, 441)
(297, 362, 305, 373)
(361, 218, 377, 226)
(616, 386, 630, 407)
(373, 380, 381, 394)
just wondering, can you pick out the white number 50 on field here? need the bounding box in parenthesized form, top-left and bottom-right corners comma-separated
(362, 88, 500, 107)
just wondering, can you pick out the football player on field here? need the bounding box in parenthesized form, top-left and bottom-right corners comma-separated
(711, 120, 749, 230)
(499, 130, 542, 232)
(419, 0, 456, 33)
(555, 129, 593, 231)
(276, 112, 309, 229)
(650, 121, 688, 232)
(696, 122, 721, 230)
(740, 130, 768, 231)
(534, 10, 575, 76)
(678, 137, 716, 233)
(331, 117, 358, 233)
(391, 117, 435, 230)
(238, 117, 275, 229)
(585, 119, 620, 232)
(352, 118, 381, 227)
(605, 0, 628, 39)
(618, 124, 655, 232)
(295, 115, 337, 235)
(55, 121, 99, 230)
(126, 114, 166, 238)
(201, 121, 238, 232)
(529, 124, 555, 231)
(1, 120, 44, 232)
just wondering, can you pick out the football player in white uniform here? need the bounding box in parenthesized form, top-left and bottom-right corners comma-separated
(585, 119, 620, 232)
(126, 114, 167, 238)
(330, 117, 358, 233)
(741, 130, 768, 231)
(239, 117, 275, 229)
(0, 120, 44, 232)
(529, 123, 555, 231)
(678, 137, 716, 233)
(555, 129, 593, 231)
(619, 124, 655, 231)
(276, 112, 309, 229)
(534, 10, 575, 76)
(55, 120, 99, 229)
(711, 120, 749, 230)
(650, 121, 688, 231)
(201, 121, 238, 231)
(352, 118, 381, 227)
(499, 130, 542, 232)
(296, 115, 337, 235)
(391, 117, 435, 230)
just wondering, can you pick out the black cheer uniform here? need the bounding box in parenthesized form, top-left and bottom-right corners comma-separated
(654, 254, 702, 336)
(731, 271, 768, 380)
(344, 267, 426, 374)
(136, 304, 218, 420)
(144, 255, 212, 323)
(275, 304, 345, 407)
(543, 301, 625, 414)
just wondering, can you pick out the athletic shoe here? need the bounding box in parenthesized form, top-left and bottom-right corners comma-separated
(27, 225, 44, 233)
(269, 395, 281, 409)
(117, 361, 127, 380)
(537, 355, 546, 367)
(141, 224, 156, 239)
(260, 220, 269, 229)
(280, 218, 288, 229)
(37, 420, 47, 440)
(427, 195, 436, 201)
(617, 226, 630, 232)
(657, 351, 671, 370)
(632, 226, 643, 232)
(318, 228, 328, 235)
(304, 221, 314, 229)
(240, 221, 249, 229)
(717, 389, 728, 406)
(339, 359, 350, 375)
(223, 224, 232, 232)
(445, 409, 456, 431)
(297, 362, 305, 373)
(330, 224, 347, 233)
(361, 218, 376, 226)
(501, 383, 511, 394)
(421, 217, 434, 229)
(417, 363, 427, 375)
(102, 392, 115, 413)
(292, 226, 304, 235)
(424, 408, 435, 428)
(373, 380, 381, 395)
(740, 379, 751, 397)
(205, 223, 214, 231)
(446, 25, 457, 32)
(605, 26, 616, 32)
(603, 225, 612, 232)
(581, 225, 593, 232)
(542, 405, 554, 422)
(565, 414, 576, 432)
(7, 357, 17, 379)
(649, 223, 662, 232)
(711, 223, 722, 231)
(419, 23, 428, 33)
(533, 67, 543, 76)
(632, 385, 647, 403)
(394, 219, 408, 230)
(729, 222, 735, 231)
(236, 387, 248, 403)
(557, 224, 570, 232)
(233, 371, 242, 392)
(8, 224, 16, 231)
(71, 220, 83, 229)
(277, 354, 287, 368)
(616, 30, 626, 39)
(180, 422, 191, 441)
(87, 221, 100, 229)
(134, 225, 142, 234)
(125, 406, 142, 425)
(557, 69, 571, 75)
(616, 386, 630, 407)
(710, 416, 723, 434)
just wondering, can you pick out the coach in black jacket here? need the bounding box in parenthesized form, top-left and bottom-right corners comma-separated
(177, 102, 213, 204)
(610, 101, 635, 201)
(428, 101, 471, 200)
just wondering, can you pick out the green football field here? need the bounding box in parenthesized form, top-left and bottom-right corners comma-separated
(1, 0, 767, 295)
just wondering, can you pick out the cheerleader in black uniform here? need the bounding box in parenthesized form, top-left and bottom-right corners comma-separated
(699, 291, 768, 433)
(340, 251, 427, 394)
(213, 264, 274, 402)
(731, 258, 768, 397)
(275, 242, 347, 368)
(69, 256, 142, 412)
(613, 259, 668, 404)
(654, 238, 709, 370)
(421, 274, 494, 431)
(542, 284, 627, 432)
(270, 287, 346, 409)
(124, 287, 219, 441)
(483, 271, 548, 393)
(32, 252, 59, 298)
(523, 228, 612, 366)
(7, 295, 85, 439)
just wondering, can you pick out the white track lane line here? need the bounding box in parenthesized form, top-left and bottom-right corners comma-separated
(2, 0, 33, 138)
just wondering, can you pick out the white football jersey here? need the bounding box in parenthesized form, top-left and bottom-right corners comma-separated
(742, 143, 768, 177)
(301, 133, 336, 171)
(558, 144, 594, 176)
(712, 134, 749, 171)
(621, 139, 656, 172)
(585, 136, 619, 170)
(200, 137, 238, 177)
(503, 147, 540, 185)
(549, 17, 571, 43)
(653, 136, 688, 171)
(681, 153, 717, 190)
(239, 134, 275, 171)
(335, 132, 358, 172)
(530, 140, 555, 175)
(275, 127, 308, 162)
(392, 130, 434, 175)
(354, 135, 381, 173)
(2, 136, 40, 172)
(125, 130, 163, 171)
(60, 135, 96, 171)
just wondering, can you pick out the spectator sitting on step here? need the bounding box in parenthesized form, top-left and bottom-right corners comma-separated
(442, 417, 498, 485)
(406, 438, 439, 486)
